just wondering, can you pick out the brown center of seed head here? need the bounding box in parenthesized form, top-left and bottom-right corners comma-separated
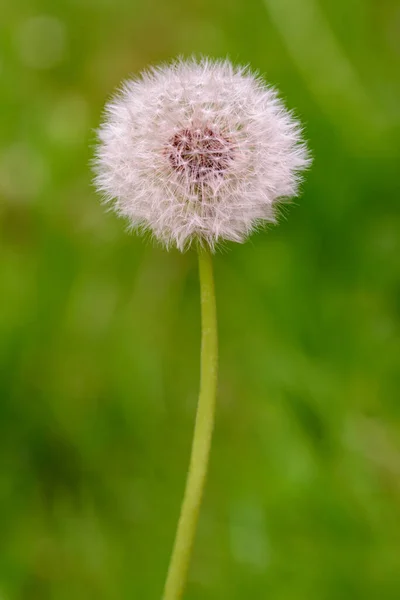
(168, 127, 232, 182)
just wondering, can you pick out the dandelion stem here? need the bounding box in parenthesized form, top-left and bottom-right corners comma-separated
(162, 248, 218, 600)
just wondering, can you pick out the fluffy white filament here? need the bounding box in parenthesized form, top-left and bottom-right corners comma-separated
(94, 58, 311, 251)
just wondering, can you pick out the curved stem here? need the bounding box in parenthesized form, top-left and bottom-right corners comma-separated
(162, 248, 218, 600)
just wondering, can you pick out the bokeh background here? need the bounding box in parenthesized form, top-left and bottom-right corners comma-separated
(1, 0, 400, 598)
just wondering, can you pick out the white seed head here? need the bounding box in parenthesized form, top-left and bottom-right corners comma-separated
(94, 58, 311, 251)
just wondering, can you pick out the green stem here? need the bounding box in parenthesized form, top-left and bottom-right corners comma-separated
(162, 248, 218, 600)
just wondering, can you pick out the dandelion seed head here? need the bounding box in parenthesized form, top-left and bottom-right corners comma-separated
(94, 57, 311, 251)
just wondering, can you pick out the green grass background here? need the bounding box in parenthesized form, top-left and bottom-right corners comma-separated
(1, 0, 400, 598)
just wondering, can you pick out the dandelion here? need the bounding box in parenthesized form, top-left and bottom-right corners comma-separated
(94, 58, 310, 251)
(93, 57, 310, 600)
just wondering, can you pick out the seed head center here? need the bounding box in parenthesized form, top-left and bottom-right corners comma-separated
(168, 127, 232, 182)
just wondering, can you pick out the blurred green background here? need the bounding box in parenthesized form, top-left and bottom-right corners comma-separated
(1, 0, 400, 598)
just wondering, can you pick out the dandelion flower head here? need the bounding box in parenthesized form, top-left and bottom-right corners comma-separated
(94, 58, 310, 251)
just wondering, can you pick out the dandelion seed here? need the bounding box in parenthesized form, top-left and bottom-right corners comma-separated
(94, 58, 310, 251)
